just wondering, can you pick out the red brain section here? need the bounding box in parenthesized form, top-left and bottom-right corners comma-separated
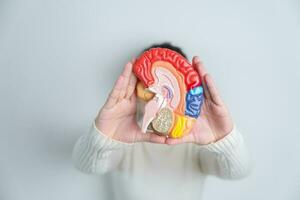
(133, 48, 201, 91)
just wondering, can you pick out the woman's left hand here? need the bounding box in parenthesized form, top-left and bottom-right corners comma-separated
(166, 56, 234, 145)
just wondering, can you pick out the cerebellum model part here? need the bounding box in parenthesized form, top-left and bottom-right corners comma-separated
(133, 48, 204, 138)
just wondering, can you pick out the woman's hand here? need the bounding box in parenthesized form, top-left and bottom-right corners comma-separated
(95, 61, 166, 144)
(166, 56, 234, 145)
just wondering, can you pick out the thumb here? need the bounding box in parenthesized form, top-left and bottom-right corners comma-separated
(135, 131, 166, 144)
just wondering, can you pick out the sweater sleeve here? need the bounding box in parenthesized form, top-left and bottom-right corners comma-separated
(196, 125, 252, 180)
(72, 121, 132, 174)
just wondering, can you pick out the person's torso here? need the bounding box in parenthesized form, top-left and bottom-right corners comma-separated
(100, 142, 207, 200)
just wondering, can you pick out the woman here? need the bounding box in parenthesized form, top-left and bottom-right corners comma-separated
(72, 43, 251, 200)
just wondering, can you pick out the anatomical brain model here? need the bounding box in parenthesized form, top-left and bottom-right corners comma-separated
(133, 48, 204, 138)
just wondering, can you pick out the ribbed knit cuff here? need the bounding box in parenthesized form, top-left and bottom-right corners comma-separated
(200, 125, 244, 155)
(196, 125, 252, 179)
(92, 121, 134, 150)
(72, 122, 132, 173)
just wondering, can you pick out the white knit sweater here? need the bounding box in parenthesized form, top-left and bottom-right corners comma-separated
(72, 119, 251, 200)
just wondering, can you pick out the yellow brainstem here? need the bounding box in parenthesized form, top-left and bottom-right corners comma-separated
(170, 114, 196, 138)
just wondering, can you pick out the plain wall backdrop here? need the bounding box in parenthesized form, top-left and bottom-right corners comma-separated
(0, 0, 299, 199)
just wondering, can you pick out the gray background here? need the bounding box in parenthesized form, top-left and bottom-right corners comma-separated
(0, 0, 299, 199)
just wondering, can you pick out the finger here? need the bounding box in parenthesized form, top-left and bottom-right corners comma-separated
(131, 57, 137, 64)
(201, 78, 212, 101)
(148, 133, 167, 144)
(103, 75, 125, 109)
(136, 132, 166, 144)
(125, 72, 137, 99)
(130, 90, 137, 102)
(204, 74, 223, 105)
(165, 134, 195, 145)
(193, 56, 207, 78)
(118, 62, 133, 101)
(193, 56, 211, 100)
(126, 58, 137, 99)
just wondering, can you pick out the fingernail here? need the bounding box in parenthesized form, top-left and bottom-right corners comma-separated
(194, 56, 200, 63)
(131, 58, 137, 63)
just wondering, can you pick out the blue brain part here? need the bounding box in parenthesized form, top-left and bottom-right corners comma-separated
(185, 86, 204, 118)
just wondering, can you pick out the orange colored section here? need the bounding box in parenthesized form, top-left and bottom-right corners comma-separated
(136, 81, 155, 101)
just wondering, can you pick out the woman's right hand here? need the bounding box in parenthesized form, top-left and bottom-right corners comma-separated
(95, 61, 166, 144)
